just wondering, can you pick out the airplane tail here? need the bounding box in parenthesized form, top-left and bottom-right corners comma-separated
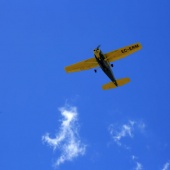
(102, 77, 130, 90)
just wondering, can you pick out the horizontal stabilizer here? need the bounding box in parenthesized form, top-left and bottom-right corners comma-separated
(102, 78, 130, 90)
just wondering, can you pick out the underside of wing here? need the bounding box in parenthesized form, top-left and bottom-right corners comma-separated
(65, 57, 98, 73)
(104, 42, 142, 62)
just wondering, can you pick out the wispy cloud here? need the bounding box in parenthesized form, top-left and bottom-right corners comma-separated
(108, 120, 145, 169)
(42, 106, 86, 167)
(132, 155, 143, 170)
(135, 162, 143, 170)
(108, 120, 145, 146)
(162, 162, 170, 170)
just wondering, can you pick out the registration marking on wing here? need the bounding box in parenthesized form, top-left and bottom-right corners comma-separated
(121, 44, 140, 53)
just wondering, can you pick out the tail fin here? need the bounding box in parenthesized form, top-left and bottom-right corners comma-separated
(102, 78, 130, 90)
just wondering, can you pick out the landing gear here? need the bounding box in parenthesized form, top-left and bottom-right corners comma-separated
(94, 69, 97, 73)
(111, 64, 114, 67)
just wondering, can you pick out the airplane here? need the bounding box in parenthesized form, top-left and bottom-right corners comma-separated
(65, 42, 142, 90)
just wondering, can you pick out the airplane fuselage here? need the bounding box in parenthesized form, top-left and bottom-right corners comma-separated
(94, 50, 118, 86)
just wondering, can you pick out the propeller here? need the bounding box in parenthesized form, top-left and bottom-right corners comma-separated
(96, 45, 101, 50)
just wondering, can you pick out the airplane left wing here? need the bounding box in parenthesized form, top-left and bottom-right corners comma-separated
(65, 57, 98, 73)
(104, 42, 142, 62)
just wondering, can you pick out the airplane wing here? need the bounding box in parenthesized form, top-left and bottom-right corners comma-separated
(65, 57, 98, 73)
(104, 42, 142, 62)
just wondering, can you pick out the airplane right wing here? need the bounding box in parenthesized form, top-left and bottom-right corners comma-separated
(65, 57, 98, 73)
(104, 42, 142, 62)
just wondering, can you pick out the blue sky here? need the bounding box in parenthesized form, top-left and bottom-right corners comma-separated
(0, 0, 170, 169)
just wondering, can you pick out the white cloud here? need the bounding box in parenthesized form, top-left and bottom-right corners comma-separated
(162, 162, 170, 170)
(108, 120, 135, 146)
(132, 155, 137, 160)
(108, 120, 145, 146)
(135, 162, 143, 170)
(42, 106, 86, 167)
(131, 155, 143, 170)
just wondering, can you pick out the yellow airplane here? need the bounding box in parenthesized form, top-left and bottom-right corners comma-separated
(65, 42, 142, 90)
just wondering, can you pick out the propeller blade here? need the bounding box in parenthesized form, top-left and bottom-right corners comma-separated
(96, 45, 101, 49)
